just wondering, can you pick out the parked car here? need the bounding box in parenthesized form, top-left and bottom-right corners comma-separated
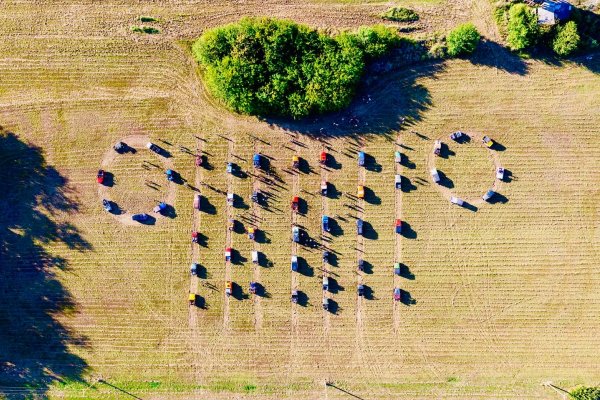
(357, 284, 364, 297)
(450, 131, 465, 141)
(395, 219, 402, 234)
(166, 169, 174, 182)
(395, 174, 402, 190)
(97, 169, 105, 184)
(482, 189, 495, 201)
(253, 153, 261, 168)
(292, 226, 300, 243)
(322, 297, 329, 310)
(146, 142, 161, 154)
(357, 185, 365, 199)
(225, 281, 232, 297)
(322, 251, 330, 264)
(194, 193, 200, 210)
(321, 180, 328, 196)
(226, 162, 233, 174)
(394, 262, 401, 276)
(114, 141, 126, 153)
(322, 276, 329, 291)
(291, 290, 299, 303)
(358, 151, 365, 166)
(195, 154, 203, 167)
(450, 196, 464, 206)
(431, 168, 441, 184)
(496, 167, 505, 180)
(102, 199, 112, 212)
(322, 215, 330, 232)
(291, 256, 298, 272)
(252, 250, 258, 264)
(358, 259, 364, 272)
(434, 140, 442, 156)
(320, 151, 327, 165)
(395, 151, 402, 164)
(248, 227, 256, 240)
(131, 213, 148, 222)
(482, 135, 494, 148)
(292, 155, 299, 169)
(394, 288, 401, 301)
(357, 219, 364, 235)
(190, 263, 198, 276)
(225, 247, 232, 262)
(249, 281, 257, 295)
(291, 196, 299, 211)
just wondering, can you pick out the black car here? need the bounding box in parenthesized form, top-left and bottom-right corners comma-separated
(102, 199, 112, 212)
(322, 251, 330, 264)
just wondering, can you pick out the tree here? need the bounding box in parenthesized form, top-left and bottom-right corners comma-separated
(570, 386, 600, 400)
(193, 17, 400, 119)
(446, 23, 481, 57)
(553, 21, 580, 56)
(506, 3, 539, 51)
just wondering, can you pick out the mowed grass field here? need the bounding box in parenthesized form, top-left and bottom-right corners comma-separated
(0, 1, 599, 399)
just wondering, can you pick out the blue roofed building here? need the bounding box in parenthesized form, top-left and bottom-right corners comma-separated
(536, 0, 573, 25)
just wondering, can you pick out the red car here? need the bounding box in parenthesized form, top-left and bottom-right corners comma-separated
(291, 196, 299, 211)
(195, 154, 203, 167)
(97, 170, 105, 184)
(395, 219, 402, 234)
(320, 151, 327, 165)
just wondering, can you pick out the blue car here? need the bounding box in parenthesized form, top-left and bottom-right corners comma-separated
(132, 213, 149, 222)
(357, 219, 363, 235)
(226, 162, 233, 174)
(253, 154, 261, 168)
(322, 215, 330, 232)
(358, 151, 365, 167)
(291, 256, 298, 272)
(166, 169, 174, 181)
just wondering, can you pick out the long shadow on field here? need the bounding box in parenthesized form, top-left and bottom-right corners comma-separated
(0, 129, 91, 399)
(469, 40, 529, 75)
(263, 62, 444, 138)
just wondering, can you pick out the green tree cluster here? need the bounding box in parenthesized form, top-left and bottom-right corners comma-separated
(446, 23, 481, 57)
(192, 17, 400, 119)
(570, 386, 600, 400)
(380, 7, 419, 23)
(553, 20, 580, 56)
(506, 3, 539, 51)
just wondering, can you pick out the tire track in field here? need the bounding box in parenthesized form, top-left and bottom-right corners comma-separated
(251, 138, 263, 330)
(394, 133, 403, 332)
(189, 135, 204, 383)
(355, 137, 368, 375)
(223, 136, 234, 331)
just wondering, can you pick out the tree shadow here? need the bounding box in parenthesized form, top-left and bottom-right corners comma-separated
(262, 62, 444, 138)
(230, 248, 247, 265)
(487, 192, 509, 205)
(326, 299, 339, 314)
(363, 153, 382, 173)
(325, 182, 342, 200)
(328, 277, 344, 295)
(437, 170, 454, 189)
(400, 153, 416, 169)
(362, 221, 378, 240)
(295, 290, 308, 307)
(328, 217, 344, 237)
(0, 129, 90, 399)
(101, 171, 114, 188)
(200, 195, 217, 215)
(362, 284, 374, 300)
(469, 40, 529, 75)
(400, 176, 417, 193)
(231, 282, 246, 300)
(297, 256, 314, 277)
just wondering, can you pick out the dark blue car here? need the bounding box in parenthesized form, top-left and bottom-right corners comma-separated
(132, 213, 149, 222)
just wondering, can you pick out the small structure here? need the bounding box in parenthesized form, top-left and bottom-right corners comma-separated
(322, 276, 329, 291)
(431, 168, 441, 184)
(195, 154, 203, 167)
(225, 247, 232, 262)
(395, 151, 402, 164)
(394, 263, 401, 276)
(247, 227, 256, 240)
(291, 255, 298, 272)
(394, 288, 401, 302)
(496, 167, 505, 180)
(153, 202, 167, 214)
(166, 169, 174, 182)
(434, 140, 442, 156)
(191, 231, 199, 243)
(114, 141, 126, 153)
(292, 226, 300, 243)
(358, 259, 364, 272)
(226, 162, 233, 174)
(395, 219, 402, 234)
(322, 215, 330, 232)
(357, 185, 365, 199)
(251, 191, 259, 204)
(291, 290, 299, 303)
(249, 282, 257, 295)
(482, 136, 494, 148)
(321, 180, 328, 196)
(252, 250, 258, 264)
(253, 153, 261, 168)
(322, 251, 330, 263)
(322, 297, 329, 310)
(225, 281, 232, 297)
(357, 284, 365, 297)
(189, 292, 196, 305)
(190, 263, 198, 276)
(482, 189, 495, 202)
(226, 193, 234, 206)
(102, 199, 112, 212)
(194, 193, 200, 210)
(357, 219, 364, 235)
(358, 151, 366, 167)
(537, 0, 573, 25)
(97, 169, 105, 184)
(395, 174, 402, 190)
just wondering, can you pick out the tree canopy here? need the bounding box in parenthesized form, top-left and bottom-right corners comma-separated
(192, 17, 400, 119)
(553, 21, 581, 57)
(506, 4, 539, 51)
(446, 23, 481, 57)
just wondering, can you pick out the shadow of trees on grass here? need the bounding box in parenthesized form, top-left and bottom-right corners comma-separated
(0, 129, 90, 399)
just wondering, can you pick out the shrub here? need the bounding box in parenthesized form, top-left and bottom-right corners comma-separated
(139, 16, 159, 23)
(381, 7, 419, 23)
(193, 17, 400, 119)
(446, 23, 481, 57)
(553, 21, 580, 56)
(131, 26, 159, 34)
(506, 3, 539, 51)
(570, 386, 600, 400)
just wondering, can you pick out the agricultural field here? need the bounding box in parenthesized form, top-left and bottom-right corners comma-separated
(0, 1, 599, 399)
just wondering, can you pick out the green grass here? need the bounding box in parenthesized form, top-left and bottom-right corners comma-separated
(131, 25, 160, 34)
(139, 16, 159, 22)
(381, 7, 419, 22)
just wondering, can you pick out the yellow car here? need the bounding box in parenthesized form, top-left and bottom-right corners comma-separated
(357, 185, 365, 199)
(482, 135, 494, 148)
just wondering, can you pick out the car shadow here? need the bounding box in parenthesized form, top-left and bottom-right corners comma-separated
(200, 195, 217, 215)
(328, 277, 344, 294)
(399, 263, 415, 280)
(487, 192, 509, 205)
(295, 290, 309, 307)
(400, 289, 417, 306)
(401, 221, 417, 239)
(437, 170, 454, 189)
(362, 284, 374, 300)
(400, 177, 417, 193)
(364, 153, 382, 173)
(364, 187, 381, 205)
(363, 221, 378, 240)
(230, 248, 247, 265)
(297, 256, 314, 277)
(136, 215, 156, 225)
(360, 259, 373, 274)
(102, 171, 114, 187)
(328, 217, 344, 237)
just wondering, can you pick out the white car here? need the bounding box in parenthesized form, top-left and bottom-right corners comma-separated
(496, 167, 505, 180)
(450, 196, 464, 206)
(431, 168, 441, 184)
